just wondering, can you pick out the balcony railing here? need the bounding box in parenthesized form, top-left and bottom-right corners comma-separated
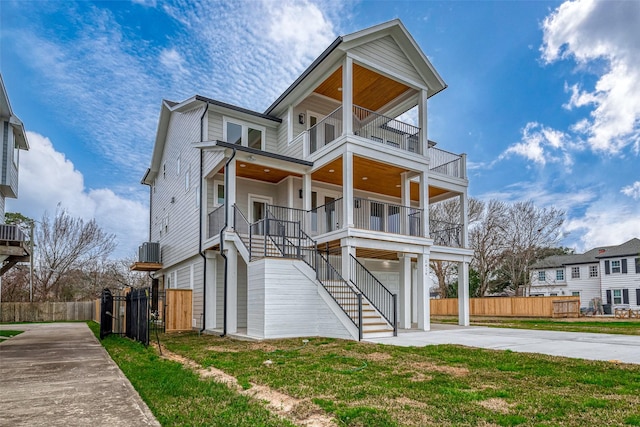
(307, 105, 422, 156)
(428, 147, 464, 179)
(353, 197, 422, 237)
(353, 105, 421, 155)
(207, 204, 226, 239)
(0, 224, 27, 242)
(430, 220, 462, 248)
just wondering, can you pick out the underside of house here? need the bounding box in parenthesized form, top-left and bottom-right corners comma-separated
(132, 19, 473, 341)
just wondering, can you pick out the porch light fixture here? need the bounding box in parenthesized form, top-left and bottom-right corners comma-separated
(298, 113, 305, 124)
(247, 155, 256, 161)
(329, 169, 334, 173)
(239, 163, 246, 168)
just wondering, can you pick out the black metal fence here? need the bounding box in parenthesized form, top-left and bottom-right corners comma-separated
(99, 287, 150, 346)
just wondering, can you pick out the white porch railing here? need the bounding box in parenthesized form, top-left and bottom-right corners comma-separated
(428, 147, 464, 179)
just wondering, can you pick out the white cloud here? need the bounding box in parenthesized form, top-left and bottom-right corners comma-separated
(541, 0, 640, 155)
(7, 132, 148, 259)
(501, 122, 574, 167)
(160, 48, 190, 78)
(132, 0, 157, 7)
(621, 181, 640, 200)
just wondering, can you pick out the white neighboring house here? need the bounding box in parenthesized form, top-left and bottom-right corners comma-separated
(529, 238, 640, 310)
(0, 73, 30, 276)
(132, 20, 473, 341)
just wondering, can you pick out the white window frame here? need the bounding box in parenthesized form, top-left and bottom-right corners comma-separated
(213, 180, 225, 207)
(613, 289, 623, 305)
(222, 117, 266, 150)
(611, 260, 621, 274)
(556, 269, 564, 281)
(572, 291, 580, 297)
(538, 271, 546, 282)
(571, 266, 580, 279)
(589, 265, 598, 277)
(248, 194, 273, 223)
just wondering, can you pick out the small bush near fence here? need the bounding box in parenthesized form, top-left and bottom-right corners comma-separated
(0, 301, 95, 323)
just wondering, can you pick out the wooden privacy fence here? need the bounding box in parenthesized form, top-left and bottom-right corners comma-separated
(0, 301, 95, 322)
(430, 296, 580, 318)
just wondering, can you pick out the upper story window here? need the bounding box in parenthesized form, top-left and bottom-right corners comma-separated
(611, 260, 621, 274)
(223, 117, 265, 150)
(538, 271, 546, 282)
(589, 265, 598, 277)
(571, 266, 580, 279)
(556, 269, 564, 281)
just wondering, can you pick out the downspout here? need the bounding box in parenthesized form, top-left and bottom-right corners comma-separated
(198, 102, 210, 333)
(219, 146, 236, 337)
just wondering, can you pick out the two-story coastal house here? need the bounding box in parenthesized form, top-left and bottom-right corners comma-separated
(133, 20, 473, 340)
(529, 238, 640, 311)
(0, 73, 30, 276)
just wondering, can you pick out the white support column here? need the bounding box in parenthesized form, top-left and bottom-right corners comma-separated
(225, 241, 238, 334)
(205, 250, 217, 330)
(417, 251, 431, 331)
(302, 173, 312, 211)
(342, 56, 353, 136)
(341, 242, 356, 283)
(419, 89, 428, 154)
(398, 254, 412, 329)
(419, 170, 429, 237)
(343, 151, 354, 228)
(460, 192, 469, 248)
(401, 172, 410, 235)
(226, 155, 237, 229)
(458, 260, 470, 326)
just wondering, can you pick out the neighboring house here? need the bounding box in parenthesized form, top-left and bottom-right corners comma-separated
(133, 20, 473, 340)
(529, 238, 640, 310)
(0, 73, 30, 276)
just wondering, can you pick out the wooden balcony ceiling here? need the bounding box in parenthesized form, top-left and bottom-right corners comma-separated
(312, 156, 448, 200)
(222, 163, 302, 183)
(130, 262, 163, 272)
(315, 65, 412, 112)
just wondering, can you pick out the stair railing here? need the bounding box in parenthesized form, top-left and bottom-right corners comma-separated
(349, 255, 397, 336)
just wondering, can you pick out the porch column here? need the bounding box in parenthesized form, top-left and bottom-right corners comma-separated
(225, 240, 238, 334)
(341, 242, 355, 283)
(401, 172, 411, 235)
(342, 56, 353, 136)
(458, 260, 470, 326)
(398, 254, 412, 329)
(343, 151, 354, 228)
(460, 192, 469, 247)
(205, 250, 217, 330)
(417, 251, 431, 331)
(302, 173, 312, 211)
(226, 155, 237, 230)
(419, 89, 428, 154)
(419, 170, 429, 237)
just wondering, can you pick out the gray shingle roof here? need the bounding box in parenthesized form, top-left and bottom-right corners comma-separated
(531, 238, 640, 268)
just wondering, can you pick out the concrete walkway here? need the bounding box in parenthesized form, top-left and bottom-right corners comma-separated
(0, 323, 160, 427)
(367, 323, 640, 364)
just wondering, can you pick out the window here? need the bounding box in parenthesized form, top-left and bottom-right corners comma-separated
(636, 258, 640, 274)
(611, 260, 621, 274)
(213, 181, 225, 206)
(223, 118, 265, 150)
(572, 291, 580, 297)
(571, 267, 580, 279)
(538, 271, 546, 282)
(613, 289, 623, 305)
(556, 269, 564, 281)
(589, 265, 598, 277)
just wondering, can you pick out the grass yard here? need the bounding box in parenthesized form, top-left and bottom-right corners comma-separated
(0, 330, 23, 338)
(95, 321, 640, 427)
(433, 316, 640, 336)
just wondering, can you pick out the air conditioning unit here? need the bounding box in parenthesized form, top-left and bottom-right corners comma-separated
(139, 242, 160, 263)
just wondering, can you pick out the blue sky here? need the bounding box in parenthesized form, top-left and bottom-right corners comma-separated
(1, 0, 639, 258)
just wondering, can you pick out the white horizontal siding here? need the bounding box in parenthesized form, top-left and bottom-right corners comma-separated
(351, 35, 422, 86)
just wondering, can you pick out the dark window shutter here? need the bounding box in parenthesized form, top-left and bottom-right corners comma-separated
(623, 289, 629, 304)
(636, 289, 640, 306)
(622, 259, 628, 274)
(635, 258, 640, 274)
(606, 290, 612, 305)
(605, 260, 610, 275)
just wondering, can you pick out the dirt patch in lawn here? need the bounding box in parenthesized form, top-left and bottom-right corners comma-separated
(157, 344, 335, 427)
(411, 361, 469, 377)
(363, 352, 392, 362)
(477, 398, 513, 414)
(205, 345, 239, 353)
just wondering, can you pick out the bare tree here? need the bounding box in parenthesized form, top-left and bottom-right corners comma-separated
(499, 201, 564, 295)
(470, 200, 509, 296)
(34, 207, 117, 301)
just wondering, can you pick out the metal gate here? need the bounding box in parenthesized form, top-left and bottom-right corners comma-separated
(99, 287, 150, 345)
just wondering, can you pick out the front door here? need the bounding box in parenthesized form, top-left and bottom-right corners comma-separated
(249, 195, 272, 235)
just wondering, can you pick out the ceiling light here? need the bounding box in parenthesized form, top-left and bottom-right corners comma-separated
(362, 176, 368, 181)
(264, 169, 270, 173)
(395, 184, 401, 187)
(329, 169, 334, 173)
(239, 163, 246, 168)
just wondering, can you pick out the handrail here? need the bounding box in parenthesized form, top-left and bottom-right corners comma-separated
(308, 106, 343, 154)
(349, 255, 397, 336)
(353, 105, 422, 155)
(428, 146, 463, 178)
(430, 219, 462, 248)
(233, 205, 252, 257)
(353, 197, 422, 237)
(207, 204, 226, 239)
(0, 224, 27, 242)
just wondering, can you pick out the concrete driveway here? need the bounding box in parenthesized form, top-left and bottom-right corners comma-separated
(0, 323, 160, 427)
(367, 323, 640, 364)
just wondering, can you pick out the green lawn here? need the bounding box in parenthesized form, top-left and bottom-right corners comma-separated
(434, 316, 640, 335)
(0, 330, 23, 338)
(93, 321, 640, 427)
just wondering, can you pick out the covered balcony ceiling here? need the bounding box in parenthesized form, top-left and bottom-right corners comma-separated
(314, 64, 413, 112)
(311, 155, 448, 201)
(221, 163, 302, 183)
